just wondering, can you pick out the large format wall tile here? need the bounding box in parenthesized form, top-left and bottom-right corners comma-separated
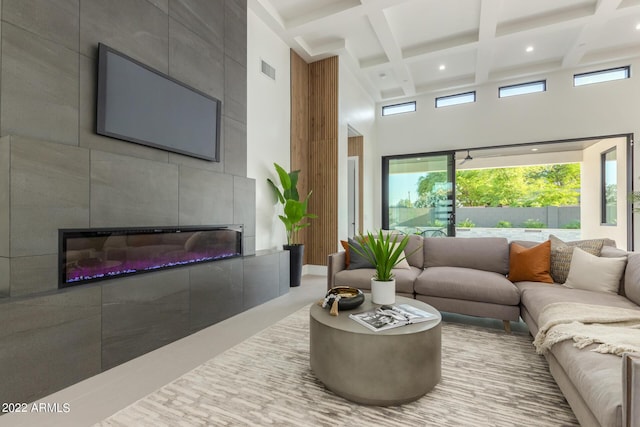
(169, 18, 224, 101)
(0, 286, 102, 403)
(80, 0, 169, 73)
(179, 166, 233, 226)
(10, 254, 58, 296)
(91, 151, 179, 227)
(11, 137, 90, 257)
(3, 0, 80, 51)
(0, 137, 9, 258)
(224, 57, 247, 124)
(224, 117, 247, 177)
(243, 253, 279, 310)
(1, 23, 79, 145)
(0, 257, 9, 297)
(225, 0, 247, 68)
(279, 251, 290, 295)
(189, 258, 243, 332)
(169, 0, 224, 49)
(234, 175, 256, 237)
(243, 235, 256, 256)
(78, 55, 170, 163)
(146, 0, 168, 14)
(101, 269, 190, 370)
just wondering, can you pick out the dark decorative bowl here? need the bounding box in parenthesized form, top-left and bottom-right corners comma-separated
(324, 286, 365, 311)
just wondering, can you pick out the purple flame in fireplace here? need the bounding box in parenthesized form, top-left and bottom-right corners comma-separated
(59, 226, 242, 287)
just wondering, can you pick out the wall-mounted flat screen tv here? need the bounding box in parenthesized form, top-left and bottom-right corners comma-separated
(96, 43, 221, 161)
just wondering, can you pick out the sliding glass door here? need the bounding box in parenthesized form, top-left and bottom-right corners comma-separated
(383, 153, 455, 236)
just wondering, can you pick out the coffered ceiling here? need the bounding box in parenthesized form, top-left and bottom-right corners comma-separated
(250, 0, 640, 101)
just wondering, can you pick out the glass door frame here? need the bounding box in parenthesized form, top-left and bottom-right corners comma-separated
(382, 151, 456, 236)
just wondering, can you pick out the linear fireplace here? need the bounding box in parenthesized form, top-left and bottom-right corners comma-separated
(59, 225, 243, 288)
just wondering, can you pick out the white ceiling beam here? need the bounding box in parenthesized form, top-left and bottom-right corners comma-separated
(361, 0, 415, 96)
(475, 0, 503, 85)
(562, 0, 624, 67)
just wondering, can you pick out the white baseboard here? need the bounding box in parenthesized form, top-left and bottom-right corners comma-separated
(302, 264, 327, 276)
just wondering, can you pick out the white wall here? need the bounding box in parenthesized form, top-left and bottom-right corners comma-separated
(375, 58, 640, 245)
(338, 60, 377, 246)
(246, 9, 291, 251)
(582, 137, 628, 248)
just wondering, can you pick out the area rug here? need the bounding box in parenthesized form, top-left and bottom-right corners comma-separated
(96, 306, 578, 426)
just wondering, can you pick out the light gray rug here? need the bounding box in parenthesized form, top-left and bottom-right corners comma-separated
(97, 306, 578, 426)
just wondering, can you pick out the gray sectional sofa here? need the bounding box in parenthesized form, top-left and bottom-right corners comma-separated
(327, 235, 640, 427)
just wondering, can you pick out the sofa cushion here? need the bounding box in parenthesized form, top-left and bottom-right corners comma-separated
(625, 253, 640, 306)
(415, 267, 519, 305)
(340, 240, 350, 267)
(507, 241, 553, 284)
(334, 267, 420, 294)
(549, 235, 605, 283)
(516, 282, 638, 324)
(563, 247, 627, 294)
(346, 238, 375, 270)
(550, 340, 623, 427)
(403, 233, 424, 268)
(423, 237, 509, 275)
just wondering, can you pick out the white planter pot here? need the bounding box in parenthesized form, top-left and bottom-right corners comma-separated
(371, 278, 396, 305)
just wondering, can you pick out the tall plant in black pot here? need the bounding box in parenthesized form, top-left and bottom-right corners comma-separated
(267, 163, 317, 286)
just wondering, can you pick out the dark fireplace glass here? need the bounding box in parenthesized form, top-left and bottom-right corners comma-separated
(59, 225, 242, 288)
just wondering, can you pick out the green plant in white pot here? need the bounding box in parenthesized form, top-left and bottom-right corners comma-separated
(267, 162, 317, 287)
(349, 230, 411, 305)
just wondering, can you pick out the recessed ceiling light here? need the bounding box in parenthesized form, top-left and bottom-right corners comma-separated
(531, 148, 539, 152)
(526, 46, 534, 53)
(439, 65, 446, 71)
(636, 23, 640, 30)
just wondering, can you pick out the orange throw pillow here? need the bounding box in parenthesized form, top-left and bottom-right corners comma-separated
(508, 241, 553, 284)
(340, 240, 350, 268)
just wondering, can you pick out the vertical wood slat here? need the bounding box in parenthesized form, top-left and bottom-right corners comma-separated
(348, 136, 364, 234)
(308, 56, 338, 266)
(290, 51, 310, 258)
(289, 52, 338, 266)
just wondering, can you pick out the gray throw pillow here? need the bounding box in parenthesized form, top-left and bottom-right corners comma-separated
(347, 237, 375, 270)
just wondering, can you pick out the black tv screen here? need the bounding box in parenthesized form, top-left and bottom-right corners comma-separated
(96, 43, 221, 161)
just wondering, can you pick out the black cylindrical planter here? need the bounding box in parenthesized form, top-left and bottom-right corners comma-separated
(284, 244, 304, 287)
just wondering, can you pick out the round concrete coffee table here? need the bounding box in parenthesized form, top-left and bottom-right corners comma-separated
(310, 295, 441, 406)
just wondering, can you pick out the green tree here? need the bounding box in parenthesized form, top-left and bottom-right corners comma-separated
(415, 163, 580, 208)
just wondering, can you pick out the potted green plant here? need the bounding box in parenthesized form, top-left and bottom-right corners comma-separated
(267, 163, 317, 287)
(349, 230, 412, 304)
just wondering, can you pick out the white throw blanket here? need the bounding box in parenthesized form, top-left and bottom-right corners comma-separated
(533, 302, 640, 356)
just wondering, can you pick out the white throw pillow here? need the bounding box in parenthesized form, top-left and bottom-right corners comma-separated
(563, 247, 627, 294)
(393, 251, 411, 269)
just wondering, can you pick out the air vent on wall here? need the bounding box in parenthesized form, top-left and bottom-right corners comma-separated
(261, 60, 276, 80)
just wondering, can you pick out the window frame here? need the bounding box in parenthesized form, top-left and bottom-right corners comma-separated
(435, 91, 476, 108)
(498, 80, 546, 98)
(381, 101, 417, 116)
(601, 147, 618, 226)
(574, 66, 630, 87)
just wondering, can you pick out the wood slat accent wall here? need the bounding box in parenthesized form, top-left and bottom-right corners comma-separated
(308, 56, 338, 266)
(290, 50, 310, 258)
(348, 136, 364, 235)
(290, 51, 339, 266)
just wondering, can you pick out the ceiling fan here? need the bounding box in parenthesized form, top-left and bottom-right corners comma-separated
(459, 150, 473, 165)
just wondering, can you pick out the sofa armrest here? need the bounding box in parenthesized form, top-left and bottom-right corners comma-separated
(327, 251, 346, 290)
(623, 352, 640, 427)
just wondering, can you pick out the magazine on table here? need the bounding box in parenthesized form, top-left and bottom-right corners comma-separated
(349, 304, 438, 332)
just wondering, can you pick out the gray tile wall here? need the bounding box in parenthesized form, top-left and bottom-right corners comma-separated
(0, 285, 102, 404)
(101, 269, 190, 371)
(0, 0, 281, 405)
(0, 0, 254, 295)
